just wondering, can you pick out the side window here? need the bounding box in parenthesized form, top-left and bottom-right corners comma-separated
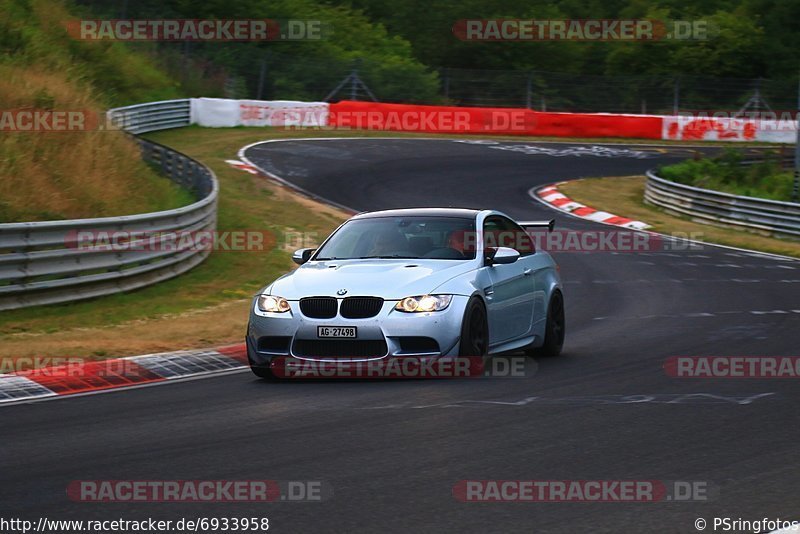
(483, 216, 535, 256)
(509, 220, 535, 256)
(482, 217, 503, 251)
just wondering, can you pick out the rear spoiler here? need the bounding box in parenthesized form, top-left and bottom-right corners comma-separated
(518, 219, 556, 232)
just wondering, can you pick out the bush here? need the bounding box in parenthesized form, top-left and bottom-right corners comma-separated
(658, 149, 794, 201)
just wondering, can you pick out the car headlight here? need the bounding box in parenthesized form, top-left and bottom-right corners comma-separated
(395, 294, 453, 313)
(257, 295, 291, 313)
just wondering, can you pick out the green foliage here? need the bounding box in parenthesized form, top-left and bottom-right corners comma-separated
(5, 0, 799, 106)
(658, 150, 794, 201)
(0, 0, 181, 105)
(73, 0, 441, 103)
(0, 0, 194, 222)
(346, 0, 796, 81)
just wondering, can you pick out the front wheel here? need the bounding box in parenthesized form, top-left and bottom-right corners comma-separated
(527, 291, 565, 358)
(247, 348, 276, 380)
(250, 365, 274, 379)
(459, 298, 488, 357)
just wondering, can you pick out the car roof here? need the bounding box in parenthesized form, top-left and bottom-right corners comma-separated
(351, 208, 482, 220)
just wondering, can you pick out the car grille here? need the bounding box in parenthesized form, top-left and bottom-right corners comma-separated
(299, 297, 337, 319)
(340, 297, 384, 319)
(292, 339, 388, 358)
(299, 296, 384, 319)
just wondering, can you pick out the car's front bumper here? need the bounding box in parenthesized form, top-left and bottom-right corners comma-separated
(246, 295, 470, 367)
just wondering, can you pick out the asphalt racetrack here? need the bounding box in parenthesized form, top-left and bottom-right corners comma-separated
(3, 139, 798, 533)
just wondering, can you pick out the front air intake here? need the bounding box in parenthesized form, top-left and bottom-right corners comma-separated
(292, 339, 388, 358)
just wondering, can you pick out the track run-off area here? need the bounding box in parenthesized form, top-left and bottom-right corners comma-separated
(3, 138, 798, 533)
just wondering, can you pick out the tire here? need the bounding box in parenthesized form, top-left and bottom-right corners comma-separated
(459, 298, 489, 357)
(531, 290, 565, 358)
(250, 365, 275, 379)
(247, 348, 276, 380)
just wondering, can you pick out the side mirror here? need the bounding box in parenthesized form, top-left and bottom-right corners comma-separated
(292, 248, 316, 265)
(486, 247, 520, 266)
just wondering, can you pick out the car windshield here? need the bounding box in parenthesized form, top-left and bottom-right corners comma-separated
(314, 216, 478, 260)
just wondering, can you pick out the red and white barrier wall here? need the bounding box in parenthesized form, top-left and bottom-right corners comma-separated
(661, 115, 796, 143)
(192, 97, 329, 127)
(327, 101, 665, 139)
(190, 98, 796, 143)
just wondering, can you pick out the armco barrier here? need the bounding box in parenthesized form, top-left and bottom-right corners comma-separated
(644, 171, 800, 239)
(107, 99, 192, 134)
(0, 102, 217, 311)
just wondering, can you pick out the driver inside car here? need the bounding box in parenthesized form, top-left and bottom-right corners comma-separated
(367, 228, 410, 256)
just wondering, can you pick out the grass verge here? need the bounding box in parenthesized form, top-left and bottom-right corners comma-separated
(558, 176, 800, 258)
(0, 0, 186, 222)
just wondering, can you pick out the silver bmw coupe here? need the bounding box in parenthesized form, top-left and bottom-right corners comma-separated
(246, 208, 564, 378)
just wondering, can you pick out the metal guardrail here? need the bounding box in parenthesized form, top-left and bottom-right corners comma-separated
(107, 99, 192, 134)
(0, 100, 218, 311)
(644, 171, 800, 239)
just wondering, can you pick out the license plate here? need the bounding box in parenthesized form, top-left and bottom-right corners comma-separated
(317, 326, 357, 338)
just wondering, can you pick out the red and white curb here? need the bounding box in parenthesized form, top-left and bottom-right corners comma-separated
(225, 159, 260, 174)
(0, 344, 247, 405)
(533, 183, 652, 230)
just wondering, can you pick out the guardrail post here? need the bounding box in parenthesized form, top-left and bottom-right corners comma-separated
(673, 77, 680, 115)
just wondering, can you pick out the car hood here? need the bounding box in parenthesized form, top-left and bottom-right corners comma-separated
(268, 259, 477, 299)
